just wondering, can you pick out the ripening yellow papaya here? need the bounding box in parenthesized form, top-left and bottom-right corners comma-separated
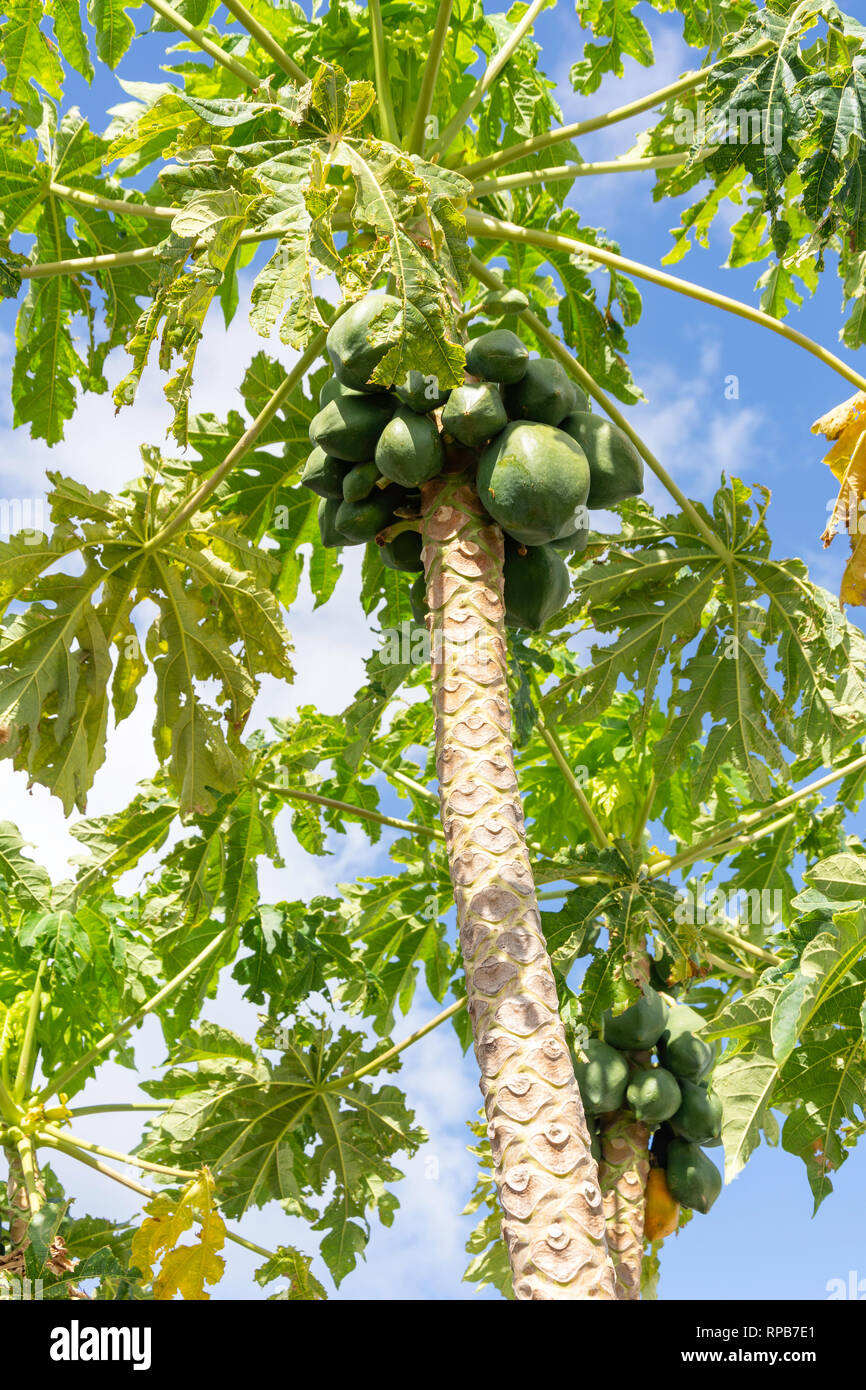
(643, 1167, 680, 1242)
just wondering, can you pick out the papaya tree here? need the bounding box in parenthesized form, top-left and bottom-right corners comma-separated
(1, 0, 866, 1303)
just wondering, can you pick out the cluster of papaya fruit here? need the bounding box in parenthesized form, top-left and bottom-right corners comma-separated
(573, 985, 723, 1236)
(299, 293, 645, 629)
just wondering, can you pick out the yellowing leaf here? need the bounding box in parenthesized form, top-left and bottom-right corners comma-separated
(131, 1169, 226, 1301)
(153, 1239, 225, 1302)
(813, 391, 866, 606)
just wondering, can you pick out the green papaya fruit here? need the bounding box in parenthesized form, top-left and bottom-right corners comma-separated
(301, 446, 352, 500)
(589, 1118, 602, 1164)
(648, 946, 680, 997)
(477, 421, 590, 546)
(309, 392, 394, 463)
(465, 329, 529, 384)
(483, 287, 530, 316)
(395, 487, 423, 516)
(503, 538, 571, 630)
(394, 370, 450, 413)
(335, 488, 398, 545)
(380, 529, 424, 573)
(626, 1067, 682, 1126)
(317, 496, 345, 548)
(502, 358, 578, 426)
(560, 412, 644, 509)
(441, 382, 508, 447)
(326, 293, 402, 391)
(603, 985, 667, 1051)
(376, 407, 444, 488)
(665, 1139, 722, 1215)
(650, 1122, 674, 1169)
(573, 1038, 629, 1114)
(318, 376, 365, 408)
(550, 516, 589, 555)
(409, 573, 427, 624)
(342, 461, 381, 503)
(670, 1079, 722, 1145)
(659, 1005, 715, 1083)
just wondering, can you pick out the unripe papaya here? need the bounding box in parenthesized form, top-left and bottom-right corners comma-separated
(465, 329, 529, 384)
(441, 382, 507, 447)
(626, 1066, 681, 1126)
(503, 538, 571, 630)
(670, 1079, 722, 1145)
(380, 529, 424, 573)
(376, 407, 444, 488)
(643, 1168, 680, 1241)
(317, 496, 345, 548)
(650, 1121, 674, 1169)
(665, 1139, 722, 1214)
(483, 287, 530, 316)
(409, 574, 427, 624)
(302, 446, 352, 499)
(502, 358, 578, 426)
(649, 945, 679, 996)
(573, 1038, 629, 1114)
(335, 489, 398, 545)
(551, 518, 589, 555)
(603, 986, 667, 1051)
(394, 370, 450, 413)
(560, 412, 644, 509)
(309, 392, 394, 463)
(659, 1004, 715, 1083)
(342, 461, 380, 503)
(589, 1118, 602, 1164)
(319, 376, 365, 408)
(326, 293, 402, 391)
(477, 421, 590, 546)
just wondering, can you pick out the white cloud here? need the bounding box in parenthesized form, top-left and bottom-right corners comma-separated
(622, 340, 769, 505)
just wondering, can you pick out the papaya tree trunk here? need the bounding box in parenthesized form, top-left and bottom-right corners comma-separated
(2, 1143, 34, 1277)
(2, 1141, 83, 1296)
(598, 1110, 650, 1300)
(420, 476, 616, 1300)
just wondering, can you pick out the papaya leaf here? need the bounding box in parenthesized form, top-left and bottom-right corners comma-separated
(0, 822, 52, 910)
(138, 1020, 425, 1286)
(712, 1033, 781, 1181)
(554, 481, 866, 802)
(254, 1245, 327, 1300)
(131, 1170, 226, 1301)
(651, 3, 866, 329)
(0, 472, 292, 817)
(777, 1033, 866, 1209)
(0, 0, 64, 105)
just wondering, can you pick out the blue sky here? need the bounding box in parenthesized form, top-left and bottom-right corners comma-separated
(1, 1, 865, 1301)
